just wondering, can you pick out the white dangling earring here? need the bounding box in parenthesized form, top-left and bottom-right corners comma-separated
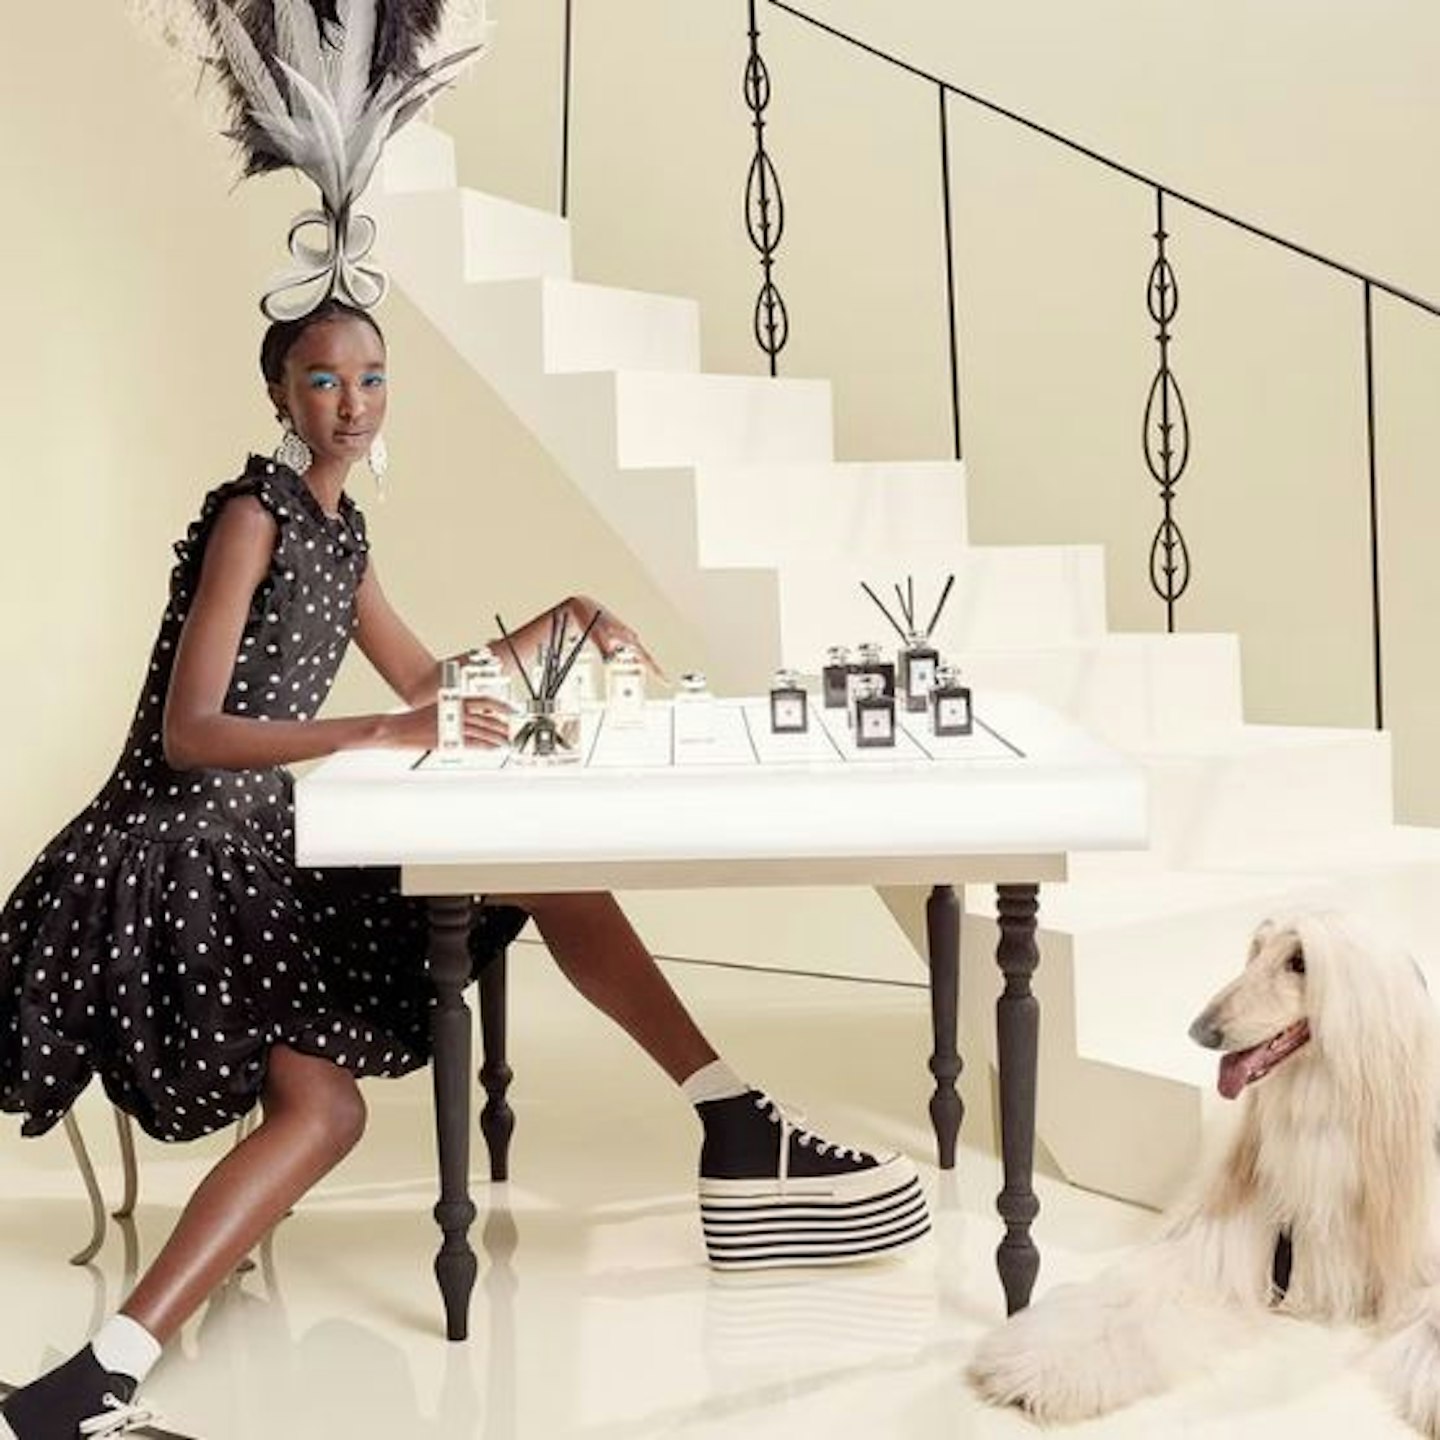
(274, 418, 312, 474)
(368, 433, 389, 500)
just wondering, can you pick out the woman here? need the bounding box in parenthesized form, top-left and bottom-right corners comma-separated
(0, 300, 928, 1439)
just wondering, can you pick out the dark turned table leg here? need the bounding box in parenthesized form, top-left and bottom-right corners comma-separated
(926, 883, 963, 1169)
(428, 895, 479, 1342)
(995, 882, 1041, 1314)
(477, 947, 514, 1182)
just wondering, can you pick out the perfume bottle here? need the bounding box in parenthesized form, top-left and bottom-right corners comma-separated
(461, 647, 512, 706)
(855, 641, 896, 697)
(822, 645, 853, 709)
(567, 646, 599, 706)
(769, 668, 809, 734)
(605, 644, 647, 728)
(931, 664, 973, 736)
(673, 670, 715, 744)
(852, 673, 896, 748)
(436, 658, 465, 761)
(899, 634, 940, 713)
(846, 642, 896, 726)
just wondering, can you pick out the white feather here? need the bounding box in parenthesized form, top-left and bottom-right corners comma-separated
(212, 3, 289, 127)
(271, 0, 328, 95)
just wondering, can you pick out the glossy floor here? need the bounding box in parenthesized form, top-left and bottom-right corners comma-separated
(0, 950, 1417, 1438)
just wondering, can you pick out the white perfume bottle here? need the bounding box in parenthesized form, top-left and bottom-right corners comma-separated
(568, 647, 599, 706)
(673, 670, 715, 744)
(462, 647, 512, 707)
(437, 658, 465, 761)
(605, 644, 647, 728)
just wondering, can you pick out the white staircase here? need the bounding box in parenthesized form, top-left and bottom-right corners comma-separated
(369, 123, 1440, 1209)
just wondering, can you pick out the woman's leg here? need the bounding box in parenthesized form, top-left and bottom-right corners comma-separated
(121, 1044, 367, 1342)
(0, 1047, 367, 1439)
(493, 892, 931, 1272)
(495, 891, 717, 1083)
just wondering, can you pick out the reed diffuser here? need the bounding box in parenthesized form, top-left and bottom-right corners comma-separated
(860, 573, 955, 712)
(494, 607, 603, 763)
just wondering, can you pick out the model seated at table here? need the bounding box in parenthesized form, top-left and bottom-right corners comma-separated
(0, 299, 930, 1440)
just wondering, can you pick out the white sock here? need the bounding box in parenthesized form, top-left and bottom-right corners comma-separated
(91, 1314, 162, 1385)
(681, 1059, 749, 1106)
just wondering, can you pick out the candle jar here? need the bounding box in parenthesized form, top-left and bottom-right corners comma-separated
(852, 673, 896, 748)
(673, 670, 715, 744)
(511, 696, 582, 765)
(898, 635, 939, 713)
(604, 644, 647, 728)
(769, 668, 808, 733)
(436, 658, 465, 762)
(931, 664, 973, 736)
(822, 645, 853, 709)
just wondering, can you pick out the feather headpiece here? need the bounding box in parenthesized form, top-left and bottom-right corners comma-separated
(179, 0, 485, 319)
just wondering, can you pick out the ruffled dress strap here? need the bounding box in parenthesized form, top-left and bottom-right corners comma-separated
(170, 455, 297, 596)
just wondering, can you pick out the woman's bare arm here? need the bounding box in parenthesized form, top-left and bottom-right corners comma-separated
(162, 497, 434, 770)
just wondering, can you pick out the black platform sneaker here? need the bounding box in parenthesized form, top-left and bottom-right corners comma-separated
(0, 1347, 160, 1439)
(697, 1090, 931, 1270)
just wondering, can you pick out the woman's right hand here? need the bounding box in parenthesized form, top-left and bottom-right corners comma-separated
(381, 699, 513, 751)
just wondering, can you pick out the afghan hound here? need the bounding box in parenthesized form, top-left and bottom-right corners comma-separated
(968, 909, 1440, 1434)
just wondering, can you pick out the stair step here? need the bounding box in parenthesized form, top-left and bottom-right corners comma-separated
(1133, 724, 1393, 867)
(695, 461, 969, 566)
(376, 120, 458, 193)
(958, 632, 1244, 751)
(543, 371, 835, 468)
(372, 188, 573, 285)
(539, 278, 701, 374)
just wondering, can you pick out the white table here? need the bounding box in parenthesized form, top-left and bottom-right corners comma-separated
(295, 692, 1146, 1338)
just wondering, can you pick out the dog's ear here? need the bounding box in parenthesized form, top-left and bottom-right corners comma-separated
(1248, 919, 1277, 962)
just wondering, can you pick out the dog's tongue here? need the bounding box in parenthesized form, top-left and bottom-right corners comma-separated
(1216, 1021, 1311, 1100)
(1217, 1049, 1260, 1100)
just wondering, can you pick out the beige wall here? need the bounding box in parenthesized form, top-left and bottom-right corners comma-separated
(3, 0, 1440, 897)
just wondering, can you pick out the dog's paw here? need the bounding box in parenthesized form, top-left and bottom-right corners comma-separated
(966, 1311, 1127, 1425)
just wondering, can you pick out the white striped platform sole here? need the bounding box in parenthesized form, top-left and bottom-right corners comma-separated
(700, 1156, 931, 1270)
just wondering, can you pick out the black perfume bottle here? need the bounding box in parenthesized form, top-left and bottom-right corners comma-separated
(822, 645, 853, 709)
(769, 668, 809, 733)
(930, 664, 973, 736)
(853, 641, 896, 699)
(898, 636, 940, 713)
(853, 674, 896, 748)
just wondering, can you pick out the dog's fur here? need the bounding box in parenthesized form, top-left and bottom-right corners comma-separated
(968, 910, 1440, 1433)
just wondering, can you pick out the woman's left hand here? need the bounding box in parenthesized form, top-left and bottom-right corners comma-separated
(567, 594, 665, 678)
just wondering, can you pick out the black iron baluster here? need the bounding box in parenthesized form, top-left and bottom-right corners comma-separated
(559, 0, 574, 218)
(1363, 281, 1384, 731)
(938, 83, 962, 461)
(1144, 188, 1192, 631)
(744, 0, 789, 374)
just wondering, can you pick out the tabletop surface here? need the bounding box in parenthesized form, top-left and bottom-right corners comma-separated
(293, 693, 1147, 887)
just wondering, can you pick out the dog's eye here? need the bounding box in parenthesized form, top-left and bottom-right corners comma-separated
(1287, 949, 1306, 975)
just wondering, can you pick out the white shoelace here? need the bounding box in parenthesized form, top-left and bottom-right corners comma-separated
(753, 1094, 867, 1187)
(79, 1393, 163, 1437)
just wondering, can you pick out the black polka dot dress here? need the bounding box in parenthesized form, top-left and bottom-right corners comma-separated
(0, 456, 525, 1143)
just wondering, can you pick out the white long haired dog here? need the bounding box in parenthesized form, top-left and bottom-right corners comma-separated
(968, 910, 1440, 1434)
